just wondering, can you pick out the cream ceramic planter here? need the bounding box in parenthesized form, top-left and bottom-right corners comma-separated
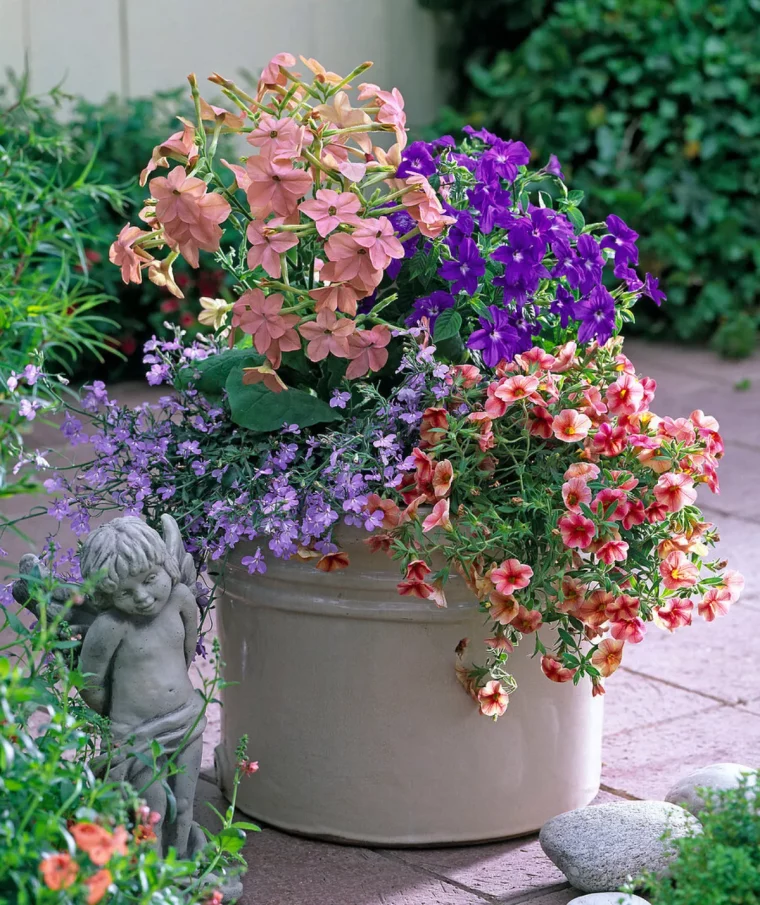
(215, 532, 603, 846)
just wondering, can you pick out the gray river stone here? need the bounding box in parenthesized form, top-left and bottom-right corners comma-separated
(539, 800, 699, 892)
(665, 763, 756, 817)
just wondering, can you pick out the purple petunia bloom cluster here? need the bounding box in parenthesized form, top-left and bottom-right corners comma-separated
(400, 127, 665, 366)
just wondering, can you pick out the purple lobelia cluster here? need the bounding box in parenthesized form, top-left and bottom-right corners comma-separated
(398, 127, 665, 367)
(5, 330, 449, 620)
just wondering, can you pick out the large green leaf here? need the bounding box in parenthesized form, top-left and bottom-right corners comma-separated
(433, 308, 463, 342)
(176, 348, 263, 397)
(225, 365, 342, 433)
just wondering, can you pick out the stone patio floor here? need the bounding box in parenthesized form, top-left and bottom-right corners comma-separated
(3, 338, 760, 904)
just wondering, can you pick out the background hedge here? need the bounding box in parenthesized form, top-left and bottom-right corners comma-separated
(423, 0, 760, 356)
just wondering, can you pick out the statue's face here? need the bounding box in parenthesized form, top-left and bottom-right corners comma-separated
(112, 565, 172, 617)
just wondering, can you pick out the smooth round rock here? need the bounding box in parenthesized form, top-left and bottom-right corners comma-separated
(569, 895, 651, 905)
(665, 763, 756, 817)
(539, 800, 699, 893)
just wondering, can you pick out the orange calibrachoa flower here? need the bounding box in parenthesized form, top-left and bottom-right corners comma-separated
(41, 853, 78, 890)
(85, 869, 113, 904)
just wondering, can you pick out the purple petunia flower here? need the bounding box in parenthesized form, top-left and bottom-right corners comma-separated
(491, 223, 549, 303)
(600, 214, 639, 267)
(546, 154, 564, 179)
(462, 125, 500, 147)
(438, 238, 485, 295)
(643, 273, 666, 307)
(397, 141, 437, 179)
(614, 262, 644, 292)
(476, 139, 530, 185)
(573, 286, 616, 345)
(467, 306, 519, 367)
(551, 286, 578, 328)
(571, 234, 605, 295)
(467, 182, 512, 235)
(405, 291, 456, 330)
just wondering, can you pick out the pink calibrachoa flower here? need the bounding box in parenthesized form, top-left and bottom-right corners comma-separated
(654, 472, 698, 513)
(351, 217, 405, 270)
(422, 498, 452, 533)
(698, 587, 732, 622)
(494, 374, 541, 406)
(490, 558, 533, 596)
(528, 405, 554, 439)
(484, 633, 514, 652)
(659, 550, 699, 590)
(591, 638, 625, 677)
(150, 167, 231, 268)
(595, 537, 629, 565)
(246, 218, 299, 278)
(606, 594, 639, 623)
(552, 409, 592, 442)
(593, 422, 628, 457)
(722, 569, 745, 602)
(578, 589, 614, 628)
(432, 459, 454, 498)
(298, 310, 355, 361)
(562, 477, 592, 511)
(511, 605, 542, 634)
(565, 462, 601, 482)
(655, 598, 693, 632)
(365, 494, 402, 530)
(345, 325, 391, 379)
(232, 290, 300, 362)
(316, 551, 350, 572)
(299, 189, 362, 238)
(487, 592, 519, 625)
(559, 512, 596, 549)
(397, 560, 434, 599)
(248, 114, 307, 155)
(541, 656, 576, 683)
(420, 407, 449, 446)
(245, 151, 313, 217)
(610, 615, 647, 644)
(605, 373, 644, 416)
(477, 679, 509, 718)
(109, 224, 153, 284)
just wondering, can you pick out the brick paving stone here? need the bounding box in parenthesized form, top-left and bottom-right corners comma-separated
(604, 669, 715, 738)
(623, 602, 760, 705)
(501, 890, 577, 905)
(602, 704, 760, 800)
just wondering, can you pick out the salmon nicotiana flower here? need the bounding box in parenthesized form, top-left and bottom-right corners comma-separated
(299, 189, 362, 238)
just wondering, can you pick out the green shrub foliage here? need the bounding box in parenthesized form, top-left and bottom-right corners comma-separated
(426, 0, 760, 353)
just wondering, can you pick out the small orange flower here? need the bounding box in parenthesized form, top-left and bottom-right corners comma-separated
(316, 551, 350, 572)
(591, 638, 625, 677)
(41, 853, 78, 890)
(71, 823, 116, 866)
(85, 869, 112, 905)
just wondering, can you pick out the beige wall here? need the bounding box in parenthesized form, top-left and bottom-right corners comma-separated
(0, 0, 441, 125)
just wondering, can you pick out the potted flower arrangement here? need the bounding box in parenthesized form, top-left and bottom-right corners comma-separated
(21, 53, 741, 845)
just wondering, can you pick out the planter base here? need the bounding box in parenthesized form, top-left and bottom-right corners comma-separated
(215, 537, 604, 847)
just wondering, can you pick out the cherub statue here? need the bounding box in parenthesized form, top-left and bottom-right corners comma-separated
(15, 515, 207, 859)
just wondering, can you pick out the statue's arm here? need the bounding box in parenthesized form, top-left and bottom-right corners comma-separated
(79, 613, 125, 715)
(175, 584, 199, 668)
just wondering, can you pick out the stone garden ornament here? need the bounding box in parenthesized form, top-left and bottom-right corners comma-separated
(15, 514, 206, 860)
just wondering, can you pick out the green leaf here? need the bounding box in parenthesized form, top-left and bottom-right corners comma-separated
(218, 827, 246, 854)
(225, 365, 342, 433)
(566, 207, 585, 233)
(433, 309, 463, 343)
(231, 821, 261, 832)
(176, 348, 264, 397)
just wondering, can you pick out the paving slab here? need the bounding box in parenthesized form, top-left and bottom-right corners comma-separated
(602, 704, 760, 800)
(195, 778, 493, 904)
(603, 668, 715, 738)
(383, 792, 623, 901)
(695, 510, 760, 603)
(622, 602, 760, 705)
